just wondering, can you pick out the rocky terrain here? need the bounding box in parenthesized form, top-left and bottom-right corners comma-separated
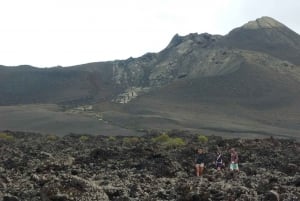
(0, 130, 299, 201)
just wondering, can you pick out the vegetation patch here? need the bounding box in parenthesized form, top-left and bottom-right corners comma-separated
(123, 137, 140, 145)
(152, 133, 170, 143)
(152, 133, 186, 148)
(198, 135, 208, 144)
(108, 136, 117, 141)
(46, 134, 59, 141)
(79, 135, 89, 142)
(0, 132, 14, 141)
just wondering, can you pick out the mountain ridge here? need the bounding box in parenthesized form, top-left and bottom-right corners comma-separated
(0, 16, 300, 139)
(220, 17, 300, 65)
(241, 16, 286, 29)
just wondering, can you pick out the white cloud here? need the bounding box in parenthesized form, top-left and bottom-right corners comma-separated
(0, 0, 299, 67)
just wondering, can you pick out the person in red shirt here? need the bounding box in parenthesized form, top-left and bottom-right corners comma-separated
(229, 148, 239, 171)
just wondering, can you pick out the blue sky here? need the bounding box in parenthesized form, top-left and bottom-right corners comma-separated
(0, 0, 299, 67)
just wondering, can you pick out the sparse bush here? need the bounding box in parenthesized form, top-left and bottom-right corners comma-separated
(123, 137, 140, 144)
(152, 133, 170, 143)
(198, 135, 208, 144)
(0, 132, 14, 141)
(47, 134, 59, 141)
(152, 133, 185, 148)
(166, 137, 186, 147)
(79, 135, 89, 142)
(108, 136, 116, 141)
(138, 137, 145, 142)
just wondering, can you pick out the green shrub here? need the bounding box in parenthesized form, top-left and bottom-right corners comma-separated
(152, 133, 170, 143)
(0, 132, 14, 141)
(108, 136, 116, 141)
(79, 135, 89, 142)
(123, 137, 140, 144)
(46, 134, 59, 141)
(165, 137, 186, 147)
(152, 133, 185, 148)
(198, 135, 208, 144)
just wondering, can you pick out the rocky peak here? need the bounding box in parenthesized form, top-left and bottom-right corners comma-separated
(165, 33, 221, 50)
(166, 33, 183, 49)
(221, 16, 300, 65)
(242, 16, 285, 30)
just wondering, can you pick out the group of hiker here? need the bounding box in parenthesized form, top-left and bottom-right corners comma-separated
(195, 148, 239, 176)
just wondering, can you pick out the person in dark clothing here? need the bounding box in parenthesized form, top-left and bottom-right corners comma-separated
(195, 148, 206, 176)
(215, 151, 224, 171)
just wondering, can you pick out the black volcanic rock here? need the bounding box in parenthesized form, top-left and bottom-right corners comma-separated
(40, 174, 109, 201)
(0, 131, 299, 201)
(165, 33, 221, 50)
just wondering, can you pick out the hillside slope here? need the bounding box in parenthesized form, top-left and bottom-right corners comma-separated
(0, 16, 300, 138)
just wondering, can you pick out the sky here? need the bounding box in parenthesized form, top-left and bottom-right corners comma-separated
(0, 0, 299, 67)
